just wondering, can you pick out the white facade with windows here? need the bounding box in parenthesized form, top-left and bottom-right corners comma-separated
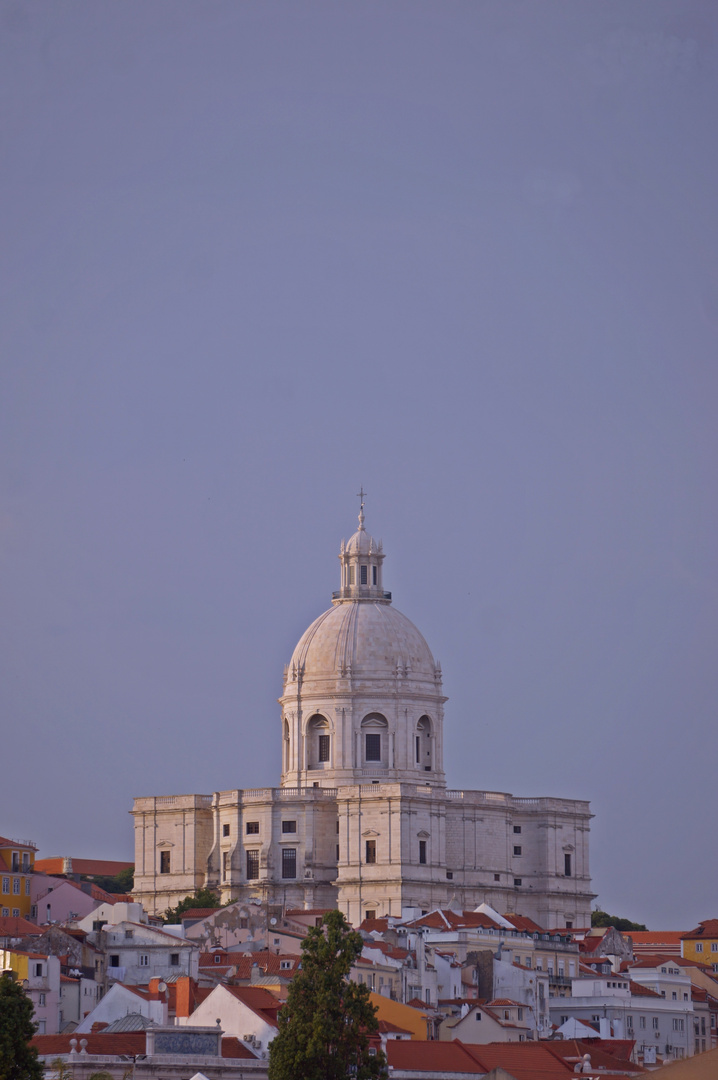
(133, 510, 594, 928)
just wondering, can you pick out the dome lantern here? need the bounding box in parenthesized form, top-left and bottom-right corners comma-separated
(334, 499, 389, 604)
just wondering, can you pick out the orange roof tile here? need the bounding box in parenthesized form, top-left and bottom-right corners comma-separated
(682, 920, 718, 940)
(386, 1040, 485, 1073)
(0, 915, 42, 937)
(33, 858, 133, 877)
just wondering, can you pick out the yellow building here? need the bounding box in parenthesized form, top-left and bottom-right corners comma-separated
(681, 921, 718, 970)
(0, 835, 37, 919)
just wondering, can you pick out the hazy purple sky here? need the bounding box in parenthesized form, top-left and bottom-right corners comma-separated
(2, 2, 717, 929)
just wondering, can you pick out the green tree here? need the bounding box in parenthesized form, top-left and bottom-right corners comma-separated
(163, 888, 222, 924)
(268, 909, 386, 1080)
(591, 909, 647, 932)
(0, 972, 43, 1080)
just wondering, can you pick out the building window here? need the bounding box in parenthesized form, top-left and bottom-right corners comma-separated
(35, 963, 43, 977)
(365, 733, 381, 761)
(246, 821, 259, 835)
(1, 878, 8, 894)
(13, 879, 20, 895)
(159, 851, 170, 874)
(223, 823, 230, 837)
(12, 908, 19, 917)
(514, 878, 522, 887)
(446, 871, 453, 880)
(38, 993, 46, 1006)
(240, 917, 248, 929)
(696, 943, 703, 952)
(213, 954, 222, 964)
(223, 851, 229, 875)
(109, 955, 120, 967)
(170, 953, 180, 966)
(25, 879, 30, 895)
(365, 840, 376, 864)
(712, 944, 718, 952)
(246, 851, 259, 880)
(282, 820, 297, 834)
(282, 849, 297, 879)
(494, 873, 500, 881)
(372, 565, 377, 584)
(513, 826, 522, 834)
(11, 853, 19, 872)
(360, 565, 368, 584)
(139, 954, 149, 966)
(2, 907, 10, 917)
(318, 734, 330, 762)
(336, 844, 340, 861)
(419, 840, 427, 865)
(349, 566, 355, 585)
(513, 846, 522, 856)
(639, 1016, 646, 1029)
(37, 1021, 45, 1034)
(653, 1017, 659, 1029)
(416, 736, 421, 763)
(564, 854, 572, 877)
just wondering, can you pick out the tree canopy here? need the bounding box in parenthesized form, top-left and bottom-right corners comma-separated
(163, 888, 225, 924)
(0, 972, 43, 1080)
(268, 909, 386, 1080)
(591, 909, 647, 932)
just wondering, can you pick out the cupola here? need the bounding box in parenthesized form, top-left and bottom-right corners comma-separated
(334, 502, 389, 603)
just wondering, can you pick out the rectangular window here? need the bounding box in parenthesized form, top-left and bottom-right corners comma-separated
(513, 825, 522, 834)
(11, 853, 19, 872)
(223, 823, 230, 837)
(25, 879, 30, 895)
(672, 991, 677, 1000)
(696, 943, 703, 952)
(349, 566, 355, 585)
(514, 878, 522, 887)
(109, 955, 120, 967)
(640, 1016, 646, 1029)
(246, 850, 259, 880)
(360, 565, 368, 584)
(653, 1017, 659, 1029)
(240, 917, 248, 929)
(564, 854, 572, 877)
(35, 963, 43, 977)
(319, 734, 330, 762)
(223, 851, 229, 874)
(159, 850, 170, 874)
(419, 840, 427, 865)
(13, 878, 20, 894)
(513, 846, 522, 856)
(170, 953, 180, 966)
(282, 848, 297, 879)
(336, 844, 340, 860)
(282, 820, 297, 833)
(372, 565, 377, 585)
(494, 873, 500, 881)
(365, 840, 376, 864)
(365, 733, 381, 761)
(246, 821, 259, 834)
(139, 954, 149, 966)
(712, 944, 718, 952)
(37, 1020, 45, 1034)
(22, 853, 30, 871)
(416, 736, 421, 763)
(1, 878, 8, 894)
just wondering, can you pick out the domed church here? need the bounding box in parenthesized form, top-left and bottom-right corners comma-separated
(132, 507, 594, 928)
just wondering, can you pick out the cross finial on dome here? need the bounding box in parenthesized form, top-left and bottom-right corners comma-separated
(357, 486, 367, 530)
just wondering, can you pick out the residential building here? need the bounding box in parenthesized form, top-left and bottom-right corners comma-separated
(682, 921, 718, 972)
(132, 510, 594, 929)
(0, 835, 37, 919)
(0, 949, 62, 1034)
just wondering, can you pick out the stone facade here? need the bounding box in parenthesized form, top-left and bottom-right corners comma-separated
(132, 509, 594, 928)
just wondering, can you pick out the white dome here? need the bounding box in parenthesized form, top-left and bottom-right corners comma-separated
(288, 601, 438, 687)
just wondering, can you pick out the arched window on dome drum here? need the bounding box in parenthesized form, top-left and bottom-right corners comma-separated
(361, 714, 388, 766)
(417, 715, 432, 771)
(307, 714, 330, 770)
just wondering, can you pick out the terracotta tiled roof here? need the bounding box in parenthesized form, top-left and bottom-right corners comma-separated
(220, 1036, 258, 1059)
(0, 916, 42, 937)
(486, 998, 524, 1007)
(544, 1039, 645, 1073)
(359, 917, 390, 932)
(0, 837, 37, 850)
(223, 984, 282, 1025)
(199, 950, 300, 978)
(504, 914, 544, 933)
(386, 1040, 486, 1074)
(456, 1041, 575, 1079)
(34, 1033, 146, 1056)
(404, 909, 501, 932)
(682, 920, 718, 940)
(376, 1019, 413, 1034)
(405, 996, 431, 1010)
(629, 980, 663, 997)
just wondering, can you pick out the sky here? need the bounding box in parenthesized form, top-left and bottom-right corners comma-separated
(1, 1, 717, 930)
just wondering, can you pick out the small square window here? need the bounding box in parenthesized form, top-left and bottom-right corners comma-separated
(282, 820, 297, 834)
(513, 825, 522, 834)
(494, 873, 500, 882)
(214, 954, 222, 964)
(514, 878, 522, 887)
(446, 871, 453, 880)
(110, 955, 120, 967)
(513, 846, 522, 856)
(223, 823, 230, 837)
(170, 953, 180, 966)
(124, 929, 133, 939)
(696, 943, 703, 952)
(246, 821, 259, 835)
(139, 954, 149, 966)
